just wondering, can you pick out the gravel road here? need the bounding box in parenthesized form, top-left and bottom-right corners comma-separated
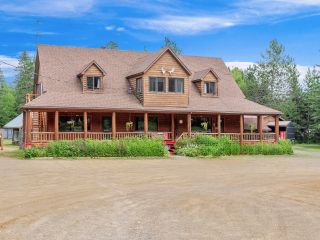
(1, 152, 320, 240)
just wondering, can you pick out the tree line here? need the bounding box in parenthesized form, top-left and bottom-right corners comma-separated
(230, 40, 320, 143)
(0, 51, 34, 127)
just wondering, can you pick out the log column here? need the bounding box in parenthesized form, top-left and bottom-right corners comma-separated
(258, 115, 263, 142)
(240, 114, 244, 145)
(22, 110, 27, 145)
(54, 111, 59, 140)
(187, 113, 192, 137)
(171, 113, 175, 139)
(84, 112, 88, 139)
(275, 115, 279, 142)
(144, 112, 148, 135)
(112, 112, 116, 139)
(217, 114, 221, 136)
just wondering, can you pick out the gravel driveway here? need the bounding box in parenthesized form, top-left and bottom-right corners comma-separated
(1, 152, 320, 240)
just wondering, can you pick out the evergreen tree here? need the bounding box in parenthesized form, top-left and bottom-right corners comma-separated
(161, 37, 182, 55)
(14, 51, 34, 109)
(101, 41, 119, 49)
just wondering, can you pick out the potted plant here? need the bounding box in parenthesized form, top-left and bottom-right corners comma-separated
(125, 121, 133, 131)
(201, 121, 208, 131)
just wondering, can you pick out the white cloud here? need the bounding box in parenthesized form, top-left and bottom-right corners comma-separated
(105, 25, 115, 31)
(125, 0, 320, 34)
(116, 27, 125, 32)
(0, 55, 18, 81)
(0, 0, 95, 17)
(226, 61, 311, 81)
(9, 28, 57, 35)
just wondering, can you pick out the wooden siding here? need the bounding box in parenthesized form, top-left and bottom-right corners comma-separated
(128, 76, 143, 103)
(143, 51, 190, 107)
(81, 64, 104, 93)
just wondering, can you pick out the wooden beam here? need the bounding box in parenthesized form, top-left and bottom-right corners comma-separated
(187, 113, 192, 137)
(144, 112, 148, 135)
(275, 115, 279, 142)
(258, 115, 263, 142)
(217, 114, 221, 135)
(112, 112, 116, 139)
(240, 114, 244, 145)
(84, 112, 88, 139)
(171, 113, 175, 138)
(54, 111, 59, 140)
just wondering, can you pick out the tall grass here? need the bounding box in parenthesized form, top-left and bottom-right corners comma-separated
(175, 135, 293, 157)
(24, 137, 168, 159)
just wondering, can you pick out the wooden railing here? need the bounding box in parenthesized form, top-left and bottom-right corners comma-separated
(176, 132, 276, 144)
(31, 132, 55, 142)
(87, 132, 112, 140)
(59, 132, 85, 140)
(25, 93, 38, 103)
(30, 131, 173, 143)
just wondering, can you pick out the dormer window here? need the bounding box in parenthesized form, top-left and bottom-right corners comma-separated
(149, 77, 165, 92)
(204, 82, 216, 95)
(87, 76, 101, 90)
(168, 78, 184, 93)
(136, 77, 142, 94)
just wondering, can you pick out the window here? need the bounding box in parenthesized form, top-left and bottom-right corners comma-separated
(168, 78, 184, 93)
(204, 82, 216, 95)
(136, 78, 142, 94)
(102, 117, 112, 132)
(59, 115, 91, 132)
(148, 117, 158, 132)
(149, 77, 165, 92)
(87, 76, 101, 90)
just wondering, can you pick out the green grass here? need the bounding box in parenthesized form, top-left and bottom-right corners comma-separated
(295, 144, 320, 151)
(23, 137, 168, 159)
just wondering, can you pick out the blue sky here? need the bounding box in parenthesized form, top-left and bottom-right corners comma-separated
(0, 0, 320, 82)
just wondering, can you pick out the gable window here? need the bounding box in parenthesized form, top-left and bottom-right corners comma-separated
(136, 78, 142, 94)
(169, 78, 184, 93)
(149, 77, 165, 92)
(204, 82, 216, 95)
(87, 76, 101, 90)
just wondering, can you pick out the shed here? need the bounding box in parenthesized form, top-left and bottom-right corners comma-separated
(267, 121, 295, 140)
(3, 114, 23, 144)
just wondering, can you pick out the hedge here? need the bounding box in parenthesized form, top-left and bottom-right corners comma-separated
(24, 137, 168, 158)
(175, 135, 293, 157)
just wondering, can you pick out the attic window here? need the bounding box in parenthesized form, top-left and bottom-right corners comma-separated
(204, 82, 216, 95)
(87, 76, 101, 90)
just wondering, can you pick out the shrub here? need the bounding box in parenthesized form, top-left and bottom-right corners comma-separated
(175, 136, 293, 157)
(24, 137, 168, 159)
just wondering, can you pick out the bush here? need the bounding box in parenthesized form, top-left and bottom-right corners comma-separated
(24, 137, 168, 159)
(175, 136, 293, 157)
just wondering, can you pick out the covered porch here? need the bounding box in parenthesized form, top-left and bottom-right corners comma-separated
(23, 109, 280, 146)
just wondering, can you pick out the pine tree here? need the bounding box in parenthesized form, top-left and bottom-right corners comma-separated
(14, 51, 34, 109)
(161, 37, 182, 55)
(101, 41, 119, 49)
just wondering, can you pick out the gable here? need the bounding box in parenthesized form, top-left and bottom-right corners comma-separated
(203, 71, 218, 81)
(146, 51, 190, 76)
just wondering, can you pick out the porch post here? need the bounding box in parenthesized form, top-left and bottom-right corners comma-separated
(187, 113, 192, 137)
(275, 115, 279, 142)
(240, 114, 244, 145)
(217, 114, 221, 135)
(54, 111, 59, 140)
(84, 111, 88, 139)
(171, 113, 175, 138)
(258, 115, 263, 142)
(112, 112, 116, 139)
(23, 110, 27, 145)
(144, 112, 148, 135)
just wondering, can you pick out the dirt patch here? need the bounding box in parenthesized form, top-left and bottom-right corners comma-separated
(1, 154, 320, 240)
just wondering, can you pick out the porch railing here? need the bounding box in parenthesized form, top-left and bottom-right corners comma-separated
(30, 131, 173, 143)
(177, 132, 276, 144)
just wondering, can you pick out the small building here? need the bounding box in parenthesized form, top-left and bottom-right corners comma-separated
(3, 114, 23, 144)
(267, 121, 295, 140)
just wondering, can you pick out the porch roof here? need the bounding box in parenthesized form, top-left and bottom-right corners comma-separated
(24, 91, 280, 115)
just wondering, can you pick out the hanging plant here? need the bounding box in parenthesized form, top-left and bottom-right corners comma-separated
(201, 121, 208, 131)
(125, 121, 133, 131)
(248, 123, 256, 133)
(67, 120, 75, 128)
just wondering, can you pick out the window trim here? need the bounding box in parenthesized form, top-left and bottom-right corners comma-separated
(149, 77, 165, 92)
(203, 81, 217, 95)
(168, 77, 184, 93)
(86, 75, 102, 91)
